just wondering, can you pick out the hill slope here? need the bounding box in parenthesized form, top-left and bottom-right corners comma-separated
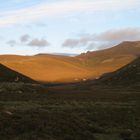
(97, 57, 140, 85)
(0, 63, 35, 83)
(0, 41, 140, 83)
(78, 41, 140, 61)
(77, 41, 140, 77)
(0, 55, 91, 83)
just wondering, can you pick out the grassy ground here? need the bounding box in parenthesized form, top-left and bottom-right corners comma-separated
(0, 101, 140, 140)
(0, 82, 140, 140)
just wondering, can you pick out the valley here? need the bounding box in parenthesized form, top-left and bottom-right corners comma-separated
(0, 41, 139, 83)
(0, 47, 139, 140)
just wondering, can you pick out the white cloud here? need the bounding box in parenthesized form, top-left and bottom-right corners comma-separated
(0, 0, 139, 26)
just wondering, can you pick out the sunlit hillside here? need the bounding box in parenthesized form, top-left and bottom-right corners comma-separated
(0, 41, 139, 83)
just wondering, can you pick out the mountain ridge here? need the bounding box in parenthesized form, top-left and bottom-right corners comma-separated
(0, 41, 140, 83)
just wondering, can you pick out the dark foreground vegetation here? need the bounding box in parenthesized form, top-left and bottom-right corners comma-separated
(0, 82, 140, 140)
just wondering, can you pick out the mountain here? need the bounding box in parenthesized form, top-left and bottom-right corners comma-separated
(35, 53, 78, 56)
(0, 41, 140, 83)
(97, 57, 140, 85)
(77, 41, 140, 78)
(78, 41, 140, 60)
(0, 63, 35, 83)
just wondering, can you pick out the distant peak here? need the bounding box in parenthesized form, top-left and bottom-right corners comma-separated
(121, 41, 140, 44)
(35, 53, 78, 57)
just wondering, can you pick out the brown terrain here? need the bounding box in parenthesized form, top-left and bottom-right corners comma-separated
(0, 41, 140, 83)
(0, 63, 36, 83)
(0, 41, 140, 140)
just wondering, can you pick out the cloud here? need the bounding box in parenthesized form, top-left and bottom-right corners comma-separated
(62, 39, 80, 47)
(20, 34, 30, 42)
(95, 28, 140, 42)
(28, 38, 50, 47)
(7, 40, 16, 47)
(62, 27, 140, 50)
(86, 43, 97, 50)
(62, 35, 94, 47)
(0, 0, 140, 26)
(7, 35, 50, 48)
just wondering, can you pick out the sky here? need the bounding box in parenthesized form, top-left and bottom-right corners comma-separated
(0, 0, 140, 55)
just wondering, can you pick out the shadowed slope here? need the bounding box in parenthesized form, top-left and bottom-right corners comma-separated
(0, 63, 36, 83)
(97, 57, 140, 85)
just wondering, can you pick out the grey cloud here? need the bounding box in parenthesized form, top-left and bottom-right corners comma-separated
(7, 40, 16, 47)
(95, 28, 140, 42)
(79, 36, 94, 45)
(62, 36, 94, 47)
(62, 39, 80, 47)
(62, 27, 140, 50)
(20, 34, 30, 42)
(28, 38, 50, 47)
(7, 35, 50, 48)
